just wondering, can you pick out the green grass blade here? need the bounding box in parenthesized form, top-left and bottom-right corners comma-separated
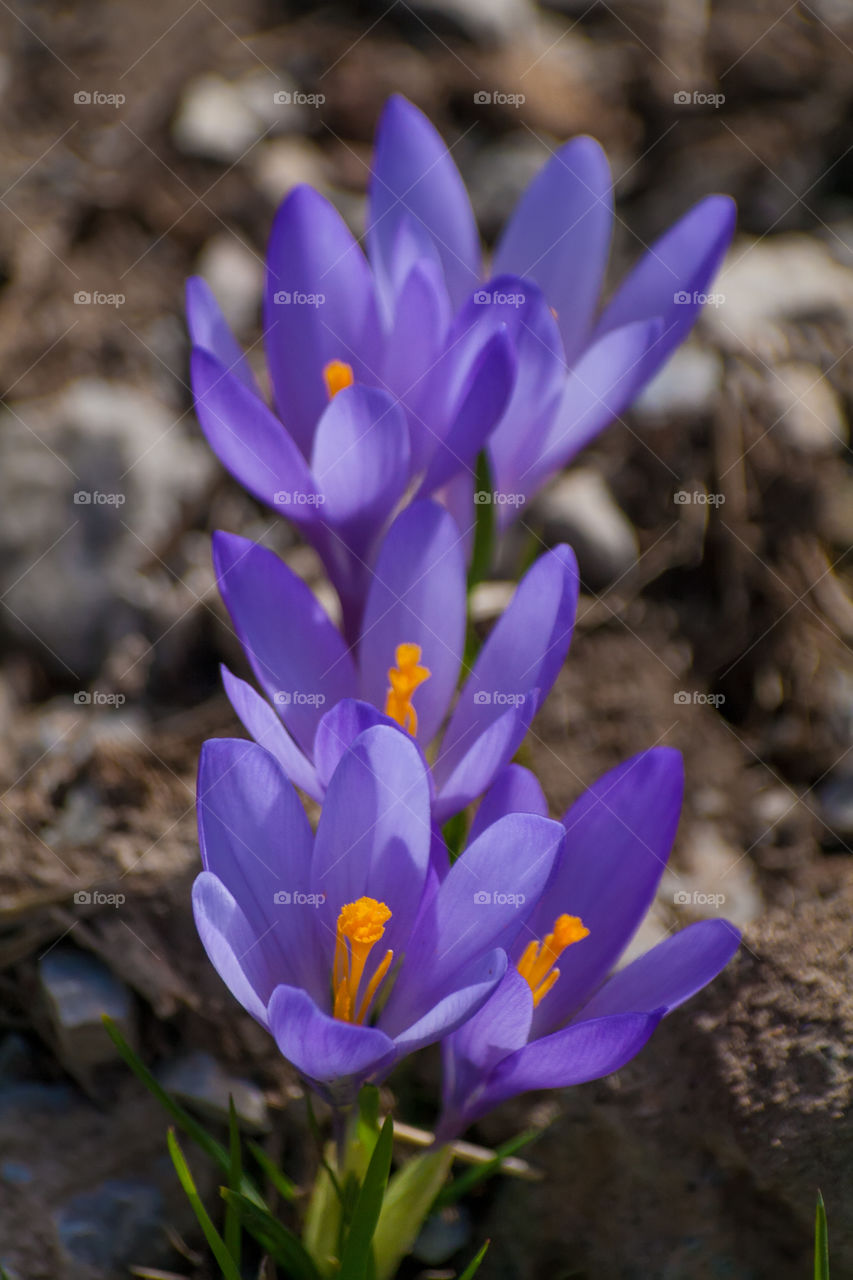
(221, 1189, 321, 1280)
(458, 1239, 490, 1279)
(224, 1096, 242, 1266)
(815, 1191, 829, 1280)
(338, 1115, 394, 1280)
(103, 1014, 265, 1208)
(468, 449, 496, 593)
(167, 1129, 242, 1280)
(248, 1140, 299, 1202)
(434, 1128, 540, 1208)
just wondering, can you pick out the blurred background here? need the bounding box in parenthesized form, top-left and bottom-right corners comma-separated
(0, 0, 852, 1276)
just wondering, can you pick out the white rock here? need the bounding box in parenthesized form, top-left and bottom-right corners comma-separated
(663, 822, 762, 927)
(633, 343, 723, 419)
(251, 137, 327, 205)
(768, 360, 848, 453)
(172, 73, 264, 163)
(535, 468, 638, 588)
(196, 235, 263, 335)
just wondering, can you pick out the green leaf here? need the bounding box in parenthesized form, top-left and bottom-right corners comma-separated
(167, 1129, 242, 1280)
(468, 449, 495, 593)
(434, 1128, 540, 1208)
(102, 1015, 265, 1209)
(248, 1140, 299, 1202)
(224, 1097, 242, 1266)
(373, 1146, 454, 1280)
(815, 1190, 830, 1280)
(442, 810, 469, 863)
(458, 1239, 490, 1279)
(338, 1115, 394, 1280)
(222, 1189, 321, 1280)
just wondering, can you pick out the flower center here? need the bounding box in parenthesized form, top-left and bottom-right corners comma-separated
(385, 643, 431, 736)
(333, 896, 394, 1024)
(516, 913, 589, 1007)
(323, 359, 354, 399)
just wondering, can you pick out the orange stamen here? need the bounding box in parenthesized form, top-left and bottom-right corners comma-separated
(384, 643, 431, 736)
(323, 359, 354, 399)
(517, 914, 589, 1007)
(333, 897, 393, 1024)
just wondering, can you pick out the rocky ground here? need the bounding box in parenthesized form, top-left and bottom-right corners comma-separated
(0, 0, 851, 1276)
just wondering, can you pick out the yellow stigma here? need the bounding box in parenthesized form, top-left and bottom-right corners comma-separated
(384, 643, 431, 736)
(323, 359, 354, 399)
(517, 913, 589, 1007)
(333, 896, 393, 1024)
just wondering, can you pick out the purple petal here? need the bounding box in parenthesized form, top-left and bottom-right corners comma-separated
(493, 137, 613, 363)
(418, 327, 515, 497)
(186, 277, 258, 391)
(310, 384, 410, 557)
(268, 985, 396, 1099)
(518, 317, 665, 499)
(196, 738, 323, 999)
(368, 95, 480, 312)
(442, 966, 534, 1114)
(220, 664, 321, 801)
(432, 700, 535, 825)
(192, 872, 275, 1026)
(263, 185, 382, 455)
(525, 747, 684, 1038)
(468, 764, 549, 845)
(312, 725, 432, 963)
(191, 349, 319, 515)
(383, 812, 564, 1035)
(390, 949, 507, 1053)
(312, 699, 402, 791)
(433, 545, 579, 798)
(213, 531, 357, 755)
(578, 919, 740, 1021)
(592, 195, 736, 366)
(358, 501, 466, 747)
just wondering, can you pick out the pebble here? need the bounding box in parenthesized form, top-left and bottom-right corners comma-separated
(251, 137, 327, 206)
(403, 0, 533, 44)
(767, 360, 848, 453)
(534, 468, 639, 589)
(414, 1205, 472, 1264)
(196, 235, 264, 335)
(633, 343, 723, 420)
(817, 773, 853, 841)
(663, 822, 762, 927)
(158, 1051, 270, 1133)
(38, 948, 135, 1071)
(56, 1178, 164, 1270)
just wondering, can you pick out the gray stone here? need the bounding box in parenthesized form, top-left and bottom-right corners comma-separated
(768, 360, 848, 453)
(534, 468, 639, 589)
(159, 1050, 270, 1133)
(633, 343, 723, 419)
(56, 1178, 164, 1270)
(196, 234, 264, 335)
(817, 773, 853, 841)
(662, 821, 762, 927)
(402, 0, 533, 45)
(251, 137, 327, 206)
(38, 948, 134, 1071)
(414, 1205, 471, 1264)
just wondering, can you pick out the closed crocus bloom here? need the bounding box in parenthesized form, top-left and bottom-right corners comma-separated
(192, 726, 565, 1104)
(437, 748, 740, 1137)
(210, 500, 579, 824)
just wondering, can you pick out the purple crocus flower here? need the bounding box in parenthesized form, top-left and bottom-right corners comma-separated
(193, 726, 565, 1104)
(211, 500, 579, 824)
(437, 748, 740, 1137)
(188, 95, 735, 566)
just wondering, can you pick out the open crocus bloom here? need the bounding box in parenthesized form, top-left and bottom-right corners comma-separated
(193, 727, 566, 1104)
(188, 95, 735, 563)
(212, 500, 579, 824)
(437, 748, 741, 1137)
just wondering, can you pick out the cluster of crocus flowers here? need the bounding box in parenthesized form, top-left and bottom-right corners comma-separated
(188, 94, 740, 1135)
